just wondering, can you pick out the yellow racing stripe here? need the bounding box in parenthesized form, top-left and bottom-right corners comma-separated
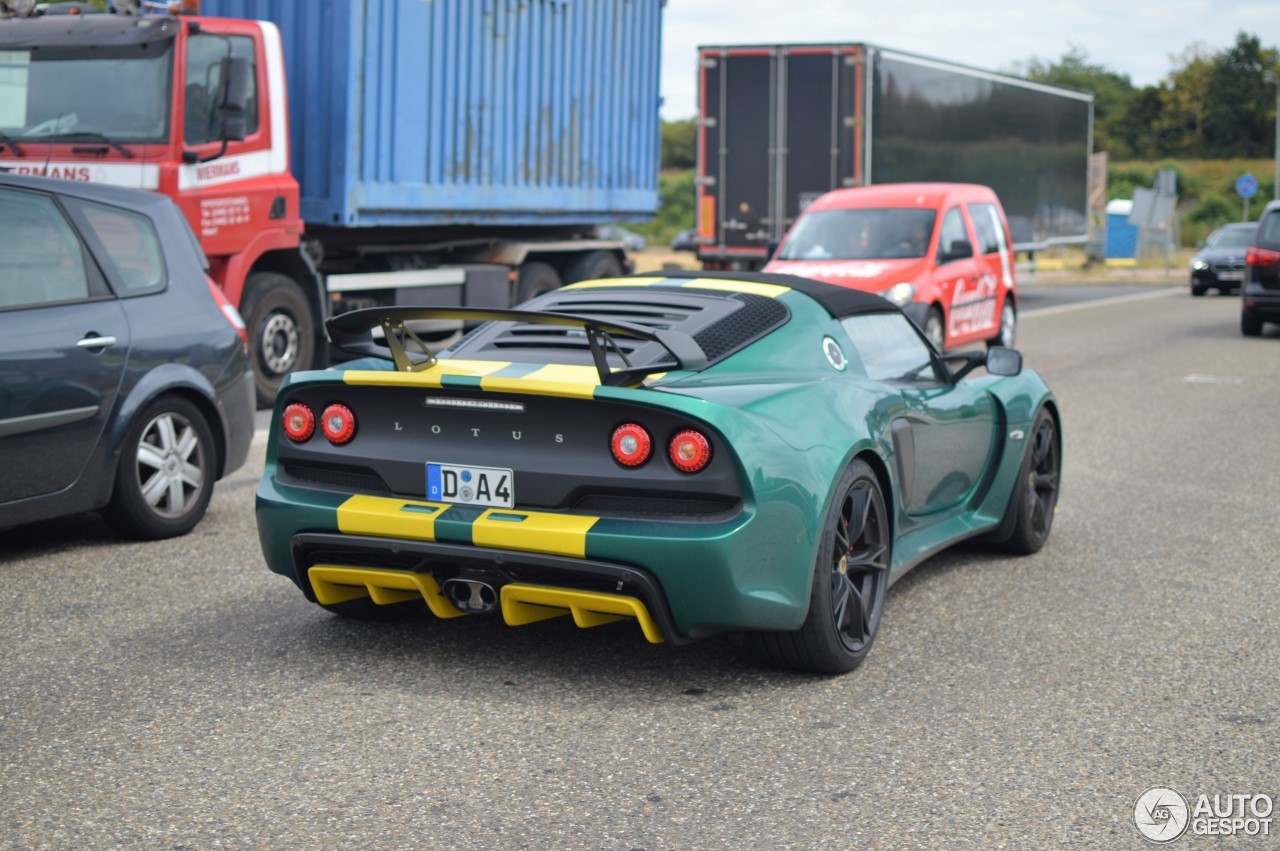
(472, 508, 598, 558)
(680, 279, 791, 298)
(336, 494, 448, 540)
(562, 277, 665, 290)
(342, 359, 510, 387)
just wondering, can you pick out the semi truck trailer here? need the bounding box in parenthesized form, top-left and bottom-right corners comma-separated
(0, 0, 664, 404)
(693, 43, 1094, 270)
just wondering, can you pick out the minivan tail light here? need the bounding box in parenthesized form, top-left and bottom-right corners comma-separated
(669, 429, 712, 473)
(1246, 246, 1280, 269)
(610, 423, 652, 466)
(321, 403, 357, 445)
(282, 402, 315, 442)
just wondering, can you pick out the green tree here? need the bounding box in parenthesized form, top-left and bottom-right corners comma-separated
(660, 118, 696, 170)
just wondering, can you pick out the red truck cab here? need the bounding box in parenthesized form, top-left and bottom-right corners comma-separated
(765, 183, 1018, 351)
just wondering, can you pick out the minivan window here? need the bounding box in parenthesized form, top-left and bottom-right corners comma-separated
(779, 208, 937, 261)
(936, 207, 970, 263)
(968, 202, 1007, 255)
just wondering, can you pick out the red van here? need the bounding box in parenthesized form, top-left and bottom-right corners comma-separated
(764, 183, 1017, 351)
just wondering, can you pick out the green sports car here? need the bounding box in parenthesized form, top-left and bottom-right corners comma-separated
(256, 271, 1061, 674)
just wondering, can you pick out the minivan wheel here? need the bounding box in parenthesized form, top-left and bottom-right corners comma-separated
(987, 300, 1016, 349)
(923, 306, 945, 351)
(104, 395, 215, 540)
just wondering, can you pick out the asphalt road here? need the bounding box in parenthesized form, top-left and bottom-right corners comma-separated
(4, 286, 1279, 848)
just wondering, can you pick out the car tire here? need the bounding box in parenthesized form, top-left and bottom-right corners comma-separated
(751, 459, 890, 675)
(1241, 308, 1264, 337)
(1190, 281, 1208, 296)
(999, 407, 1060, 555)
(923, 306, 945, 351)
(987, 299, 1016, 349)
(104, 395, 216, 540)
(515, 261, 563, 303)
(562, 250, 623, 285)
(242, 272, 316, 408)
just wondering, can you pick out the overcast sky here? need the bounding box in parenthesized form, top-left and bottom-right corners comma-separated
(660, 0, 1280, 119)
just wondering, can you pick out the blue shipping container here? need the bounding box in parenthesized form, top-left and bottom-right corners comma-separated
(201, 0, 664, 227)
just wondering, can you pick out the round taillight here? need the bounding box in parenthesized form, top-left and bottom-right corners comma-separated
(320, 403, 357, 445)
(610, 423, 651, 467)
(282, 402, 315, 443)
(669, 429, 711, 473)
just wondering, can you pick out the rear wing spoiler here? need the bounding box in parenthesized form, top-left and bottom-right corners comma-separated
(326, 307, 709, 387)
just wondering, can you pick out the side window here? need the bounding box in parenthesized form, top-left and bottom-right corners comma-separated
(842, 313, 942, 384)
(0, 189, 92, 309)
(184, 34, 259, 145)
(67, 200, 167, 294)
(968, 202, 1006, 255)
(1259, 211, 1280, 250)
(935, 207, 971, 264)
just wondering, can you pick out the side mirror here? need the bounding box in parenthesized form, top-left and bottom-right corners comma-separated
(942, 345, 1022, 381)
(985, 346, 1022, 377)
(215, 56, 252, 141)
(766, 239, 780, 260)
(939, 239, 973, 264)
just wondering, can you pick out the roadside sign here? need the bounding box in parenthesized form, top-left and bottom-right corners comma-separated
(1237, 173, 1258, 199)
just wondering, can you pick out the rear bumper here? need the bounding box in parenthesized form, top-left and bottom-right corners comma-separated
(293, 532, 689, 644)
(256, 473, 819, 641)
(1243, 289, 1280, 317)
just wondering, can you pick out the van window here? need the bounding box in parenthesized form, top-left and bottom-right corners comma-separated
(968, 203, 1007, 255)
(779, 208, 936, 261)
(936, 207, 970, 264)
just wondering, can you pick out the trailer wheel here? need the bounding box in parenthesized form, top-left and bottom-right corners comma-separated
(242, 271, 316, 408)
(563, 250, 623, 284)
(515, 261, 562, 303)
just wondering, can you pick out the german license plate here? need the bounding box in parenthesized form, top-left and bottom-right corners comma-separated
(1218, 270, 1245, 281)
(426, 462, 514, 508)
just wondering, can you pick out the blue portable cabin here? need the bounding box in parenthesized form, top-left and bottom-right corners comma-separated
(1105, 198, 1138, 259)
(200, 0, 664, 227)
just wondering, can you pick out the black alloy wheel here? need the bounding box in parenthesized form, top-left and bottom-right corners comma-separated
(1003, 407, 1060, 554)
(752, 460, 891, 675)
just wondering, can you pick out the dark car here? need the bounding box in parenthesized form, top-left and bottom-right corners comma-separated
(1242, 201, 1280, 336)
(670, 229, 698, 252)
(0, 174, 254, 538)
(1191, 222, 1256, 295)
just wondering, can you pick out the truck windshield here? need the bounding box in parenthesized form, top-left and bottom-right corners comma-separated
(0, 44, 172, 143)
(779, 208, 937, 261)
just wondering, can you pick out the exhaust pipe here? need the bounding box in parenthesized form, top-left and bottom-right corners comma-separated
(441, 578, 498, 614)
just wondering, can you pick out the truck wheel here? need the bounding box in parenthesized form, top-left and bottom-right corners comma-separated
(242, 272, 315, 407)
(563, 250, 623, 284)
(515, 261, 562, 303)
